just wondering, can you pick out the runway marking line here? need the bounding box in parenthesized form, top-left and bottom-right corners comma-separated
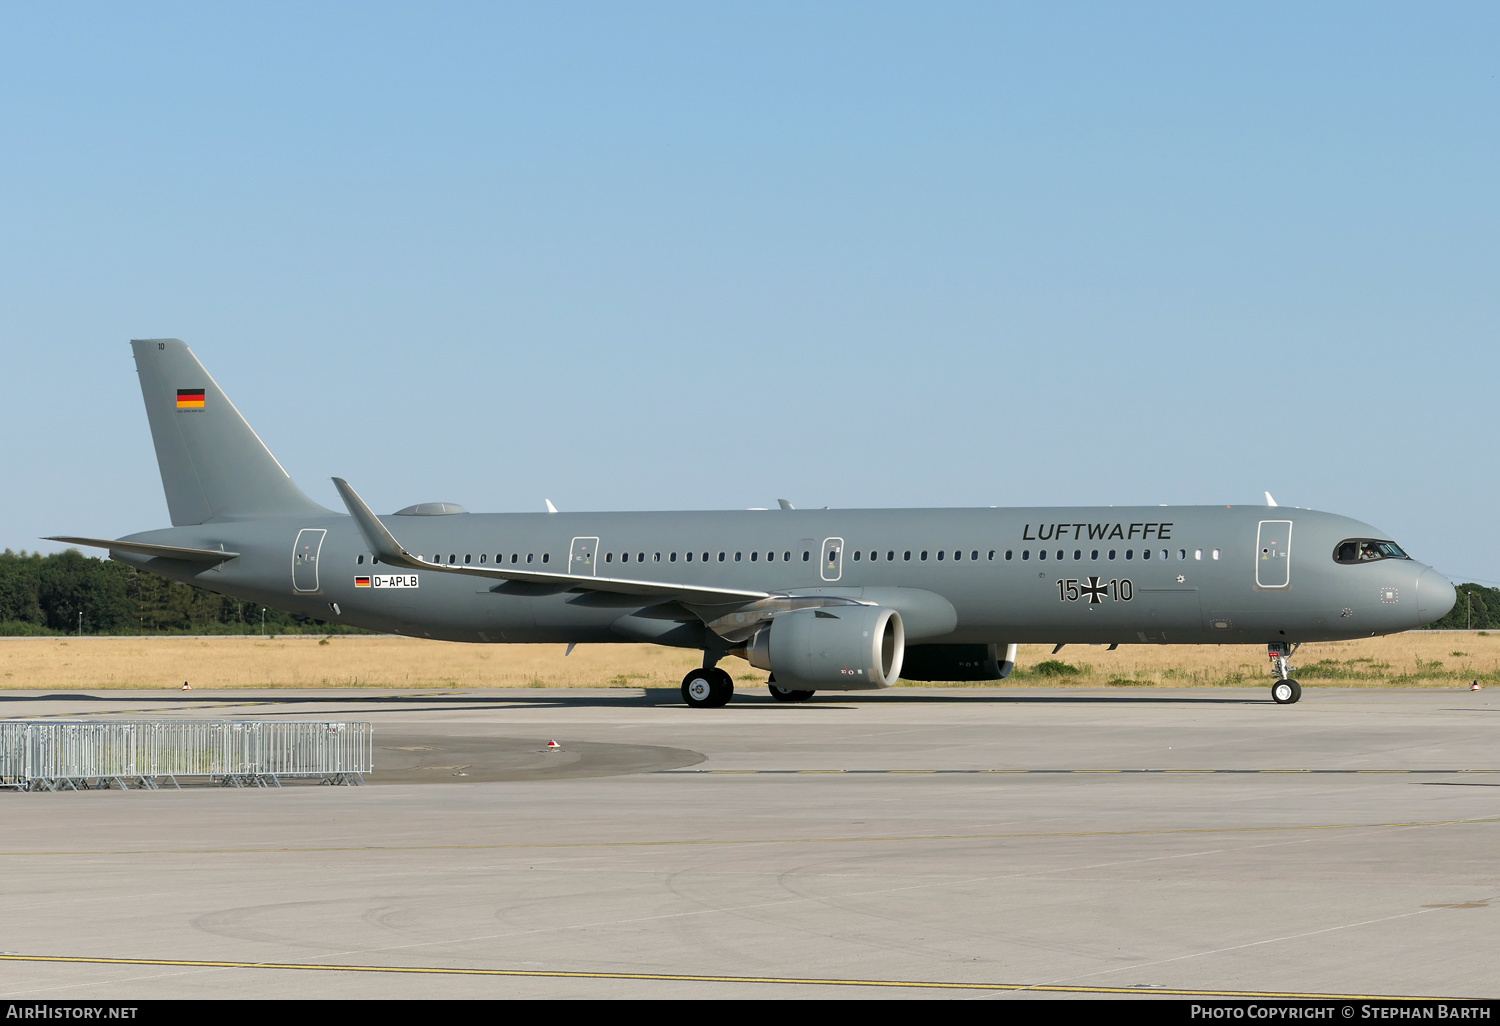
(0, 815, 1495, 859)
(0, 953, 1449, 999)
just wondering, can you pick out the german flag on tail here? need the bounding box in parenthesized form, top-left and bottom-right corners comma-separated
(176, 388, 206, 410)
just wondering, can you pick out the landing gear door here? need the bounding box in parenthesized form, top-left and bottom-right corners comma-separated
(1256, 520, 1292, 589)
(569, 536, 599, 577)
(293, 528, 326, 593)
(821, 537, 844, 582)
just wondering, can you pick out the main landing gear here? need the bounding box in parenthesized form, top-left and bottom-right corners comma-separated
(1268, 642, 1302, 705)
(768, 675, 814, 703)
(681, 666, 734, 708)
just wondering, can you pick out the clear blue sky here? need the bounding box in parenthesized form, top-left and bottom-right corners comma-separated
(2, 3, 1496, 583)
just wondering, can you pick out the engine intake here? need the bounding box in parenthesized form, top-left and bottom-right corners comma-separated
(745, 606, 904, 690)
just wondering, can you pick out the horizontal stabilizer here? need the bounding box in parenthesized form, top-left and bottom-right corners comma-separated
(45, 536, 240, 563)
(332, 478, 770, 606)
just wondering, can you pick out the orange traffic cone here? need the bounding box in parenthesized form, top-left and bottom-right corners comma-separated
(1471, 681, 1482, 691)
(546, 739, 562, 751)
(182, 681, 191, 691)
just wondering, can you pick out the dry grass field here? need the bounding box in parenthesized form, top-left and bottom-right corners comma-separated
(0, 631, 1496, 691)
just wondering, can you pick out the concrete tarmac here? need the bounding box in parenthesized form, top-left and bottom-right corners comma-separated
(0, 685, 1497, 999)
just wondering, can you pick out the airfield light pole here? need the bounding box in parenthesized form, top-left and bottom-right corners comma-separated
(1466, 591, 1472, 630)
(77, 610, 82, 637)
(261, 608, 267, 637)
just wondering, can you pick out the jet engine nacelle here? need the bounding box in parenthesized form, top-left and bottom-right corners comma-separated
(899, 643, 1017, 681)
(746, 606, 905, 690)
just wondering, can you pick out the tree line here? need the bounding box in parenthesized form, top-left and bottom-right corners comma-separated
(0, 549, 368, 635)
(1425, 582, 1500, 631)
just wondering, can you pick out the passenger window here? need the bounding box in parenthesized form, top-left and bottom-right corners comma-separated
(903, 551, 911, 561)
(853, 551, 861, 561)
(605, 553, 612, 563)
(785, 552, 793, 561)
(972, 550, 980, 561)
(372, 556, 379, 564)
(1108, 549, 1116, 560)
(921, 550, 929, 561)
(357, 555, 364, 565)
(766, 551, 775, 561)
(1056, 550, 1063, 560)
(703, 552, 710, 562)
(449, 555, 457, 564)
(750, 551, 758, 561)
(1038, 549, 1047, 560)
(526, 553, 533, 564)
(654, 553, 661, 562)
(1125, 550, 1133, 560)
(1194, 549, 1202, 560)
(1091, 549, 1099, 560)
(1005, 550, 1013, 560)
(1142, 549, 1150, 560)
(1022, 550, 1030, 560)
(803, 551, 810, 561)
(735, 552, 742, 561)
(988, 550, 995, 560)
(937, 550, 945, 561)
(670, 552, 677, 562)
(1212, 549, 1220, 560)
(542, 553, 550, 563)
(479, 554, 487, 564)
(1073, 550, 1081, 560)
(685, 551, 693, 562)
(719, 552, 725, 562)
(1178, 549, 1186, 560)
(464, 554, 472, 564)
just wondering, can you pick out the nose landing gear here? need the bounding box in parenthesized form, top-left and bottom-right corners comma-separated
(1268, 643, 1302, 704)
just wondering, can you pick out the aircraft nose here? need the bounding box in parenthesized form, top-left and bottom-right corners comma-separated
(1416, 567, 1457, 626)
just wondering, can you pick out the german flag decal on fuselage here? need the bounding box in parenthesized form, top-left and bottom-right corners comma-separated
(176, 388, 206, 410)
(356, 575, 418, 588)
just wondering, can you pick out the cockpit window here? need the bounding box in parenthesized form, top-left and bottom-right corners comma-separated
(1334, 539, 1409, 564)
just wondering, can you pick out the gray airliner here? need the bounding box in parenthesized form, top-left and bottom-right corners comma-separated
(51, 339, 1456, 707)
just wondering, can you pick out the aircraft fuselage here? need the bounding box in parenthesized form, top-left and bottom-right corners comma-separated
(112, 503, 1451, 648)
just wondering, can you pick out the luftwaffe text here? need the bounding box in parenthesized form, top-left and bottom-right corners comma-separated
(1023, 522, 1174, 541)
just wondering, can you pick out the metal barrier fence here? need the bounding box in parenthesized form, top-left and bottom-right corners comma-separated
(0, 721, 373, 791)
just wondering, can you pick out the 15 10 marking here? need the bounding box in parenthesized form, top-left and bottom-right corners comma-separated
(1056, 577, 1133, 604)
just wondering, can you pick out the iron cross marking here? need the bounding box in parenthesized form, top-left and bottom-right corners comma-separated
(1079, 576, 1109, 604)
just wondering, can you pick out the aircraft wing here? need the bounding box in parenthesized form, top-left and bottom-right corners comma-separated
(332, 478, 770, 606)
(44, 536, 241, 564)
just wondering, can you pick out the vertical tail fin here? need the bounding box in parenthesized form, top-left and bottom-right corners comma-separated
(131, 338, 331, 525)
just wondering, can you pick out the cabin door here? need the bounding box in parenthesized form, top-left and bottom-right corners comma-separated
(820, 537, 845, 582)
(569, 536, 600, 577)
(1256, 520, 1292, 589)
(292, 528, 326, 593)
